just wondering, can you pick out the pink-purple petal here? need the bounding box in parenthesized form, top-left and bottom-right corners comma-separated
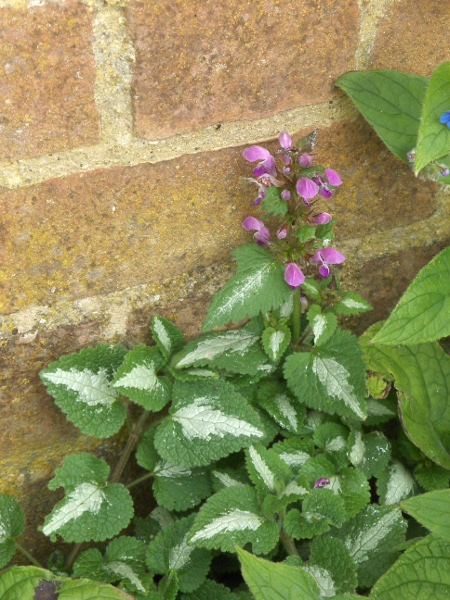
(319, 248, 345, 264)
(279, 131, 292, 149)
(325, 169, 342, 186)
(296, 177, 319, 199)
(313, 212, 332, 225)
(318, 264, 330, 277)
(242, 216, 264, 231)
(298, 154, 313, 167)
(243, 145, 271, 162)
(284, 263, 305, 289)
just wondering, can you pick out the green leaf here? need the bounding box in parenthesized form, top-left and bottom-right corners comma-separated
(190, 486, 279, 555)
(173, 329, 270, 376)
(261, 186, 288, 217)
(151, 316, 185, 361)
(146, 514, 211, 593)
(40, 345, 127, 438)
(362, 333, 450, 469)
(272, 438, 314, 476)
(302, 279, 322, 301)
(284, 329, 367, 420)
(328, 468, 371, 520)
(202, 244, 292, 331)
(0, 495, 25, 569)
(41, 454, 133, 543)
(308, 536, 357, 596)
(153, 461, 212, 512)
(377, 460, 416, 505)
(154, 379, 265, 468)
(285, 489, 346, 539)
(245, 445, 293, 496)
(313, 422, 349, 471)
(401, 489, 450, 540)
(336, 70, 429, 162)
(59, 577, 138, 599)
(113, 345, 171, 411)
(180, 580, 241, 600)
(348, 431, 391, 478)
(333, 504, 407, 589)
(334, 292, 373, 316)
(307, 305, 337, 348)
(295, 224, 316, 243)
(370, 535, 450, 599)
(236, 547, 321, 600)
(262, 325, 291, 362)
(257, 381, 305, 434)
(414, 462, 450, 491)
(371, 247, 450, 345)
(415, 62, 450, 173)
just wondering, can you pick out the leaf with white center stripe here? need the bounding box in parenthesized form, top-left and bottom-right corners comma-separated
(307, 536, 357, 597)
(348, 431, 391, 478)
(313, 422, 349, 471)
(190, 486, 279, 555)
(307, 305, 337, 348)
(211, 468, 249, 492)
(146, 514, 211, 594)
(334, 291, 373, 316)
(113, 345, 171, 411)
(262, 325, 291, 362)
(40, 345, 127, 438)
(172, 329, 269, 376)
(0, 495, 25, 569)
(377, 460, 416, 505)
(245, 445, 293, 497)
(257, 381, 305, 434)
(203, 243, 293, 331)
(154, 380, 265, 467)
(332, 504, 407, 588)
(40, 453, 133, 543)
(285, 489, 346, 540)
(151, 315, 185, 361)
(272, 438, 315, 475)
(328, 468, 371, 519)
(284, 330, 367, 421)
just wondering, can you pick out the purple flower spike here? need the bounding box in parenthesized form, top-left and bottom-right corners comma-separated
(299, 154, 313, 167)
(312, 248, 345, 277)
(313, 212, 332, 225)
(243, 146, 277, 177)
(296, 177, 319, 201)
(314, 477, 331, 489)
(242, 216, 270, 245)
(279, 131, 292, 149)
(284, 263, 305, 289)
(325, 169, 342, 186)
(440, 110, 450, 128)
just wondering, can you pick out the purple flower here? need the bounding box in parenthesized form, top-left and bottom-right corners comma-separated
(243, 146, 277, 177)
(312, 248, 345, 277)
(242, 216, 271, 245)
(296, 177, 319, 204)
(284, 263, 305, 289)
(277, 225, 288, 239)
(312, 170, 342, 199)
(279, 131, 292, 149)
(325, 169, 342, 186)
(440, 111, 450, 128)
(299, 154, 313, 167)
(313, 212, 332, 225)
(314, 477, 331, 489)
(281, 189, 291, 201)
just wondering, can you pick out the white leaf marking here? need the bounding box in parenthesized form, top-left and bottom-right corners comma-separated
(302, 565, 336, 598)
(312, 314, 327, 343)
(312, 357, 365, 419)
(279, 451, 311, 467)
(42, 482, 104, 536)
(174, 397, 264, 441)
(249, 446, 275, 492)
(281, 480, 308, 497)
(366, 399, 395, 417)
(105, 562, 146, 593)
(342, 298, 367, 309)
(213, 471, 244, 488)
(384, 461, 415, 505)
(349, 431, 365, 466)
(346, 509, 402, 563)
(190, 510, 262, 542)
(269, 330, 285, 358)
(328, 476, 342, 495)
(42, 368, 119, 406)
(0, 520, 6, 543)
(175, 331, 259, 367)
(153, 317, 172, 353)
(113, 362, 157, 391)
(275, 395, 298, 430)
(169, 532, 195, 570)
(154, 461, 192, 478)
(325, 436, 346, 452)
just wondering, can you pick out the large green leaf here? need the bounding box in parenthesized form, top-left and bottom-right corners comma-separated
(336, 70, 428, 162)
(363, 330, 450, 468)
(415, 62, 450, 173)
(0, 495, 25, 569)
(236, 547, 321, 600)
(370, 535, 450, 599)
(371, 247, 450, 345)
(202, 244, 292, 331)
(401, 489, 450, 540)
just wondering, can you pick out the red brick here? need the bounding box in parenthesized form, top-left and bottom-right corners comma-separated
(127, 0, 359, 139)
(369, 0, 450, 75)
(0, 2, 99, 160)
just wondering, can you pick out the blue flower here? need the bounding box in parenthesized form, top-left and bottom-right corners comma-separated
(440, 111, 450, 128)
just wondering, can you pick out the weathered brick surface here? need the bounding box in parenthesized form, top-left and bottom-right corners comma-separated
(0, 148, 252, 315)
(0, 2, 99, 160)
(369, 0, 450, 74)
(127, 0, 359, 139)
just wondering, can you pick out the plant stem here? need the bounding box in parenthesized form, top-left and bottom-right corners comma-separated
(280, 532, 299, 556)
(126, 472, 153, 489)
(15, 541, 43, 568)
(292, 287, 301, 347)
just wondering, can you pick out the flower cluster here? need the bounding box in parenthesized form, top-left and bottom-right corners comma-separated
(242, 131, 345, 290)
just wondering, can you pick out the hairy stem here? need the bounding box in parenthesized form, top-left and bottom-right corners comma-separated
(126, 472, 153, 489)
(280, 531, 299, 556)
(15, 542, 43, 568)
(292, 287, 301, 347)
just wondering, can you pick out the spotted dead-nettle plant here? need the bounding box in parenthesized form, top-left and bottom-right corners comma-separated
(3, 127, 450, 600)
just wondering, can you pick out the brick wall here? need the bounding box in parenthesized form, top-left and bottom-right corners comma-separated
(1, 0, 450, 559)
